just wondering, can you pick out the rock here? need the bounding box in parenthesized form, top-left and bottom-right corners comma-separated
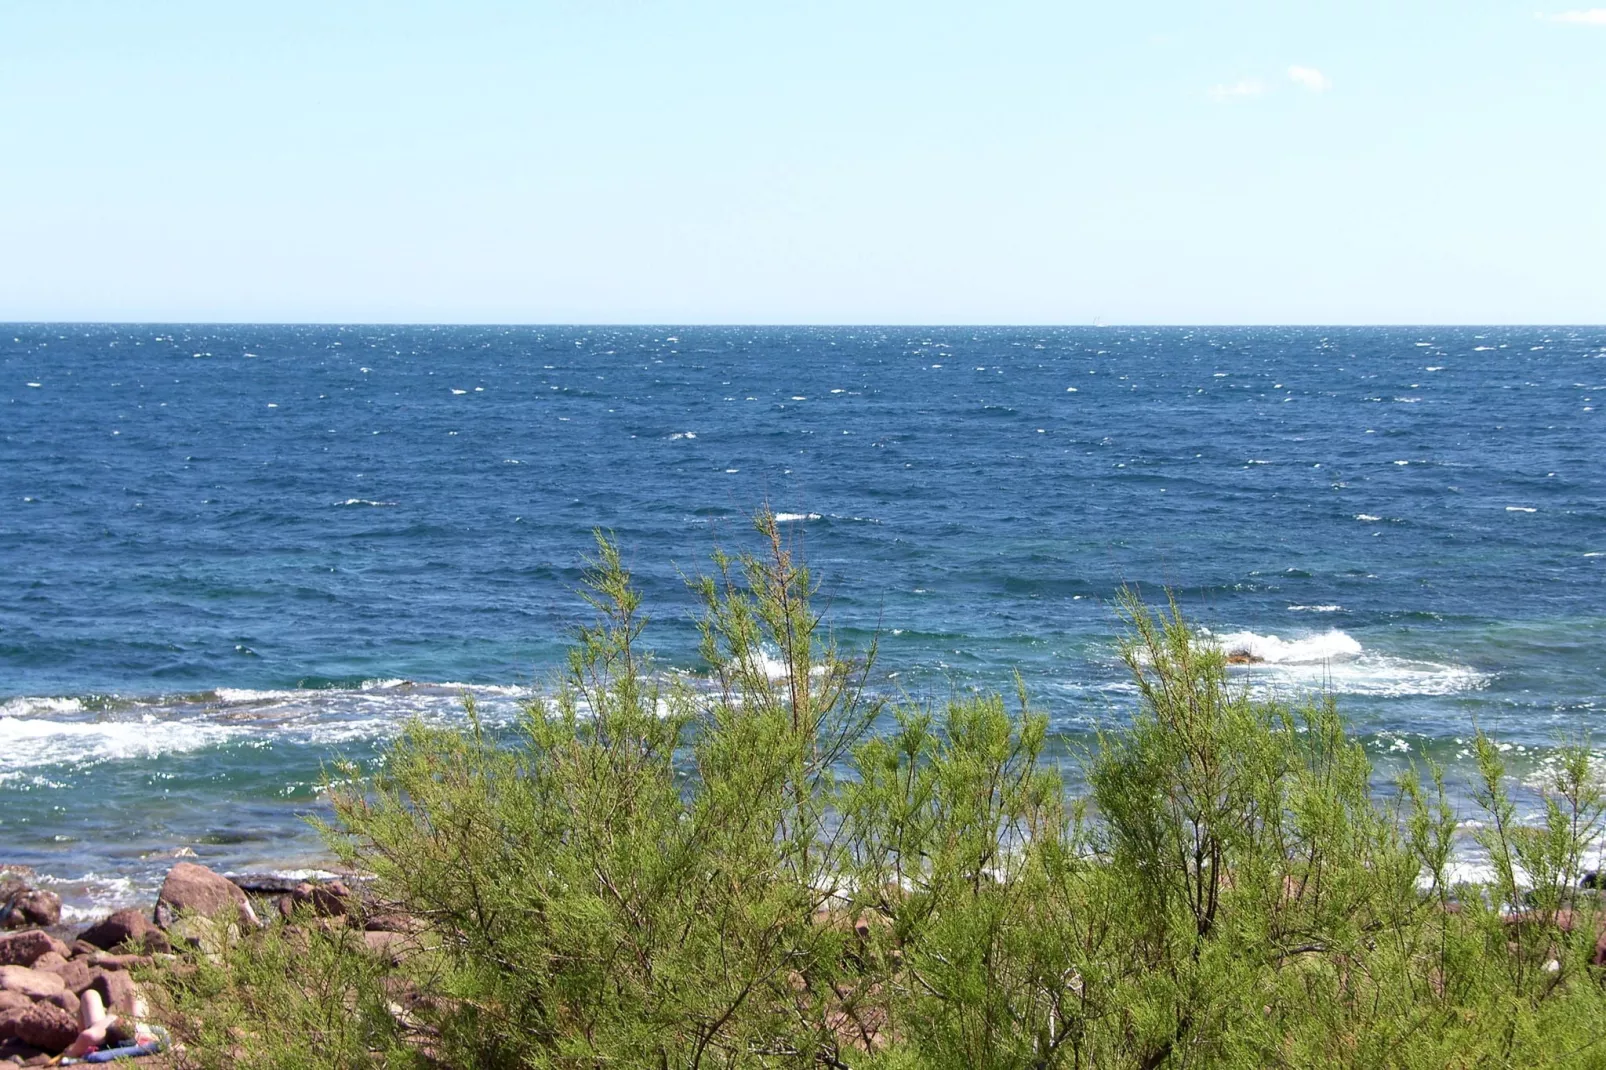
(229, 874, 306, 895)
(86, 953, 152, 972)
(68, 941, 98, 960)
(77, 909, 168, 954)
(306, 881, 351, 918)
(155, 862, 258, 929)
(35, 958, 91, 994)
(41, 989, 77, 1020)
(0, 968, 64, 1001)
(1224, 649, 1264, 665)
(0, 1006, 25, 1042)
(362, 930, 407, 964)
(0, 933, 68, 969)
(90, 969, 139, 1017)
(12, 1003, 77, 1054)
(0, 889, 59, 932)
(0, 994, 26, 1014)
(24, 954, 64, 974)
(365, 913, 420, 933)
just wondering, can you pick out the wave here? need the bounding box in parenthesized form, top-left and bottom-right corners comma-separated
(0, 714, 245, 778)
(774, 512, 822, 523)
(1201, 628, 1487, 698)
(0, 679, 542, 775)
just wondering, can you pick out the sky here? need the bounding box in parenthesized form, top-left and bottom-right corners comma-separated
(1, 1, 1603, 324)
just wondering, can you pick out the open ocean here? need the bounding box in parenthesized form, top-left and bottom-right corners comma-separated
(2, 324, 1602, 920)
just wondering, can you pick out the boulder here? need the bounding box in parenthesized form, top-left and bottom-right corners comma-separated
(90, 970, 139, 1017)
(77, 910, 168, 954)
(35, 958, 92, 994)
(0, 968, 64, 1001)
(41, 989, 77, 1019)
(0, 1006, 25, 1042)
(11, 1003, 77, 1054)
(0, 994, 27, 1014)
(155, 862, 258, 929)
(0, 933, 67, 969)
(0, 889, 59, 932)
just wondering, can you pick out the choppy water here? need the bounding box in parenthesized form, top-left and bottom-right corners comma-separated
(2, 325, 1602, 917)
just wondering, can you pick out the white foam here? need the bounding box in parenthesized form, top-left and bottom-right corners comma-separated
(1354, 514, 1383, 522)
(1211, 629, 1363, 664)
(334, 499, 398, 507)
(214, 687, 305, 704)
(1203, 629, 1486, 698)
(774, 512, 821, 522)
(1288, 604, 1342, 613)
(1506, 506, 1537, 513)
(0, 696, 86, 717)
(0, 715, 245, 776)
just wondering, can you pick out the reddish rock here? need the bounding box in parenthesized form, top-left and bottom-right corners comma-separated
(86, 953, 151, 972)
(0, 994, 27, 1014)
(361, 929, 408, 964)
(36, 958, 92, 994)
(41, 989, 77, 1020)
(0, 968, 64, 1001)
(0, 933, 67, 969)
(0, 1005, 24, 1041)
(364, 913, 419, 933)
(68, 941, 98, 960)
(77, 909, 168, 954)
(155, 862, 258, 929)
(0, 889, 60, 932)
(12, 1003, 77, 1054)
(25, 954, 64, 974)
(90, 970, 139, 1017)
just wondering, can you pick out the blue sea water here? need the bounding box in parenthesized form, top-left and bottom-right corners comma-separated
(2, 324, 1602, 917)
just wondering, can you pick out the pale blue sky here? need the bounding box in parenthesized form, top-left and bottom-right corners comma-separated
(2, 1, 1602, 324)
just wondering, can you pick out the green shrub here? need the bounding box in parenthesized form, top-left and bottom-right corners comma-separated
(156, 513, 1606, 1069)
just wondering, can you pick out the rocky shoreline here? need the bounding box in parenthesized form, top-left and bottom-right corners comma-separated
(1, 862, 407, 1066)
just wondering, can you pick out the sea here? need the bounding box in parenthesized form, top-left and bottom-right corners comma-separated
(2, 324, 1602, 920)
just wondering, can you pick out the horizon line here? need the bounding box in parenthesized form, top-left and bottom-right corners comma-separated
(5, 320, 1605, 330)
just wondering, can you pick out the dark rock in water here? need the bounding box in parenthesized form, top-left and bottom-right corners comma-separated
(0, 933, 68, 970)
(12, 1002, 77, 1054)
(77, 910, 168, 954)
(0, 888, 60, 932)
(228, 874, 307, 895)
(155, 861, 259, 929)
(1224, 649, 1264, 665)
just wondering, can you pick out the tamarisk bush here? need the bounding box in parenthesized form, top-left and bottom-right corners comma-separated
(158, 513, 1606, 1068)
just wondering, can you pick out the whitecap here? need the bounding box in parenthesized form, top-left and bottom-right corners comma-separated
(774, 512, 822, 522)
(1288, 604, 1342, 612)
(334, 499, 398, 507)
(1354, 514, 1382, 522)
(0, 696, 86, 717)
(1203, 629, 1486, 698)
(1505, 506, 1536, 513)
(0, 715, 244, 776)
